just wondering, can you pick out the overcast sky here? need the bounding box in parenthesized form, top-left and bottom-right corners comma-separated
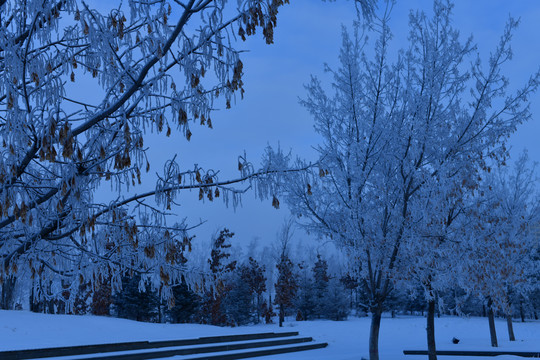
(90, 0, 540, 251)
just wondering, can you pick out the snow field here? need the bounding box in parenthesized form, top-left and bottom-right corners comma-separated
(1, 310, 539, 359)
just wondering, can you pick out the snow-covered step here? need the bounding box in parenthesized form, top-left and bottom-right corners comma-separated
(0, 332, 299, 360)
(152, 341, 329, 360)
(403, 349, 540, 357)
(26, 337, 316, 360)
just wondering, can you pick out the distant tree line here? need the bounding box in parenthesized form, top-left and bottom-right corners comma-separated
(3, 226, 539, 331)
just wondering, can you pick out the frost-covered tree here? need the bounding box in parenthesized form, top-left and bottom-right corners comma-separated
(281, 1, 540, 359)
(0, 0, 312, 306)
(460, 151, 540, 346)
(340, 272, 360, 312)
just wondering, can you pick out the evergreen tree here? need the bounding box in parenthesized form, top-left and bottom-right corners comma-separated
(199, 228, 237, 326)
(72, 282, 91, 315)
(168, 282, 200, 323)
(222, 271, 252, 326)
(239, 257, 267, 323)
(91, 276, 112, 316)
(274, 253, 297, 327)
(295, 261, 316, 321)
(325, 278, 350, 320)
(312, 255, 330, 318)
(113, 274, 159, 322)
(261, 299, 276, 324)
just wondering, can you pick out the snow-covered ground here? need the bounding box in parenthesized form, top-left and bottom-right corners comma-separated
(1, 310, 539, 359)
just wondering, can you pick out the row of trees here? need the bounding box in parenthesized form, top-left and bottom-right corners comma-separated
(271, 1, 540, 359)
(3, 223, 539, 329)
(0, 227, 351, 326)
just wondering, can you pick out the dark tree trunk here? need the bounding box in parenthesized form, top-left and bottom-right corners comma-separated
(487, 298, 498, 347)
(519, 300, 525, 322)
(482, 304, 487, 317)
(369, 307, 383, 360)
(47, 299, 55, 314)
(506, 314, 516, 341)
(1, 275, 16, 310)
(256, 294, 261, 323)
(278, 303, 284, 327)
(29, 282, 36, 312)
(158, 287, 162, 323)
(427, 298, 437, 360)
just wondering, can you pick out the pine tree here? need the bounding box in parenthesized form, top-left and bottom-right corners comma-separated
(72, 282, 91, 315)
(274, 253, 297, 327)
(222, 271, 252, 326)
(325, 278, 350, 320)
(239, 257, 267, 323)
(168, 282, 200, 324)
(91, 276, 112, 316)
(199, 228, 237, 326)
(295, 261, 315, 321)
(113, 274, 159, 322)
(261, 298, 276, 324)
(312, 255, 330, 318)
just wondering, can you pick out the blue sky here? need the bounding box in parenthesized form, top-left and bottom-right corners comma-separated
(89, 0, 540, 249)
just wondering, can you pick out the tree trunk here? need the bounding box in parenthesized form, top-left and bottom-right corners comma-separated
(257, 294, 261, 323)
(158, 288, 162, 323)
(1, 275, 16, 310)
(427, 298, 437, 360)
(519, 300, 525, 322)
(278, 303, 284, 327)
(506, 314, 516, 341)
(369, 307, 383, 360)
(47, 299, 55, 314)
(487, 298, 498, 347)
(29, 284, 35, 312)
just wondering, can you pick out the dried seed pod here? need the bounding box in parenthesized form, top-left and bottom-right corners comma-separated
(272, 196, 280, 209)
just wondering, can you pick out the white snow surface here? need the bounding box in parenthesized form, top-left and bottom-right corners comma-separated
(1, 310, 539, 359)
